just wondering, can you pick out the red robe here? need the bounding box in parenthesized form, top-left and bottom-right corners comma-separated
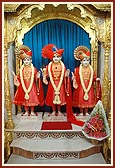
(73, 66, 97, 108)
(45, 62, 66, 107)
(13, 65, 44, 107)
(44, 61, 84, 127)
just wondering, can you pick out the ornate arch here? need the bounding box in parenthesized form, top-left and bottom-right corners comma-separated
(15, 4, 96, 44)
(12, 4, 99, 74)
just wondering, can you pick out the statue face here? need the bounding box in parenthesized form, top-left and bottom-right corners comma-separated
(81, 57, 90, 67)
(53, 54, 62, 63)
(23, 57, 32, 66)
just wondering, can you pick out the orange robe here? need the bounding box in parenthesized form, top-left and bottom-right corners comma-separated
(44, 61, 85, 127)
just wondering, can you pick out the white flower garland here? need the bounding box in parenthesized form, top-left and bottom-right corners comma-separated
(20, 63, 34, 100)
(79, 64, 93, 101)
(48, 61, 65, 104)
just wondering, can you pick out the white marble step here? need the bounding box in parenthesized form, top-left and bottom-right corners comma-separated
(10, 114, 103, 160)
(10, 137, 102, 160)
(13, 119, 84, 140)
(6, 153, 107, 165)
(13, 115, 85, 140)
(11, 137, 100, 152)
(10, 138, 94, 152)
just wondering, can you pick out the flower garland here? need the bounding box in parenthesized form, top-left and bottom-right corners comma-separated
(79, 64, 93, 100)
(48, 61, 65, 104)
(20, 63, 34, 100)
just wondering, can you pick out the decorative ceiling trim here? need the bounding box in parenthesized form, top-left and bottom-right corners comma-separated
(4, 4, 20, 12)
(92, 4, 111, 11)
(4, 3, 111, 13)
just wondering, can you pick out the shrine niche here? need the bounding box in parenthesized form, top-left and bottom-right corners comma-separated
(3, 3, 112, 164)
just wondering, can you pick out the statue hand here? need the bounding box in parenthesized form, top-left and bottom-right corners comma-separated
(65, 69, 70, 77)
(14, 75, 20, 86)
(12, 70, 20, 86)
(36, 71, 40, 78)
(44, 80, 48, 85)
(73, 80, 78, 89)
(41, 67, 46, 76)
(71, 72, 75, 80)
(43, 76, 48, 85)
(96, 78, 100, 81)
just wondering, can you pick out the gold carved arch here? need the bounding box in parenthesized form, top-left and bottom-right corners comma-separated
(16, 4, 96, 43)
(15, 4, 98, 73)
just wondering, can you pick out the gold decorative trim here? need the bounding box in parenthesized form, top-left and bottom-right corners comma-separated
(4, 4, 111, 13)
(92, 4, 111, 11)
(4, 4, 20, 12)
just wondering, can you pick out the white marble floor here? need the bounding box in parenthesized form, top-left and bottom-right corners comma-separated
(13, 112, 87, 131)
